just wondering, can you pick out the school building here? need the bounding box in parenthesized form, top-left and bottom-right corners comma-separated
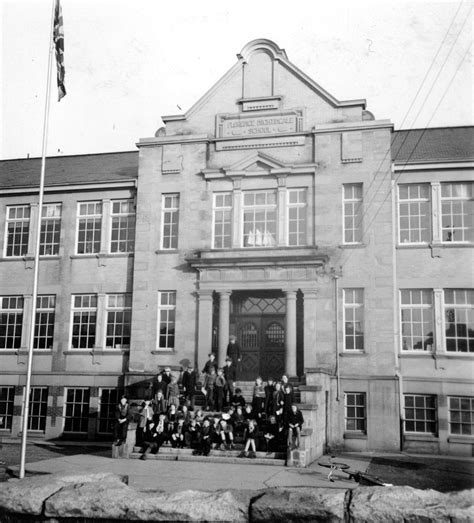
(0, 39, 472, 459)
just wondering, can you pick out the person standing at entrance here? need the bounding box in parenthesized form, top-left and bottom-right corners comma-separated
(223, 357, 236, 406)
(113, 395, 130, 446)
(226, 335, 241, 375)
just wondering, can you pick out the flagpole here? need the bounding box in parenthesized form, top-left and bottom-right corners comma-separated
(19, 0, 56, 480)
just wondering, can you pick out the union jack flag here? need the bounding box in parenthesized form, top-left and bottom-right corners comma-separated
(53, 0, 66, 101)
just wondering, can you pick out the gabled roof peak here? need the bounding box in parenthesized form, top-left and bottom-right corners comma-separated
(237, 39, 288, 62)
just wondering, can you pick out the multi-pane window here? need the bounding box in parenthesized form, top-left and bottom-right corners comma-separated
(343, 184, 363, 244)
(161, 194, 179, 249)
(0, 386, 15, 430)
(398, 184, 430, 244)
(158, 291, 176, 349)
(64, 388, 90, 433)
(5, 205, 30, 257)
(449, 396, 474, 436)
(343, 289, 364, 350)
(105, 294, 132, 348)
(444, 289, 474, 352)
(40, 204, 61, 256)
(27, 387, 48, 432)
(344, 392, 366, 432)
(400, 290, 434, 351)
(243, 190, 277, 247)
(77, 202, 102, 254)
(404, 394, 437, 434)
(288, 189, 307, 246)
(441, 183, 473, 243)
(98, 388, 120, 434)
(71, 294, 97, 349)
(213, 193, 232, 249)
(110, 200, 135, 253)
(34, 295, 55, 349)
(0, 296, 24, 349)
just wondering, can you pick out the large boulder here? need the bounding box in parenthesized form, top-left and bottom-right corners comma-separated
(0, 472, 126, 516)
(349, 486, 474, 522)
(250, 487, 347, 522)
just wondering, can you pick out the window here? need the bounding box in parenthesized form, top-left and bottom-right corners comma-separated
(98, 388, 120, 434)
(106, 294, 132, 348)
(64, 388, 90, 433)
(404, 394, 437, 434)
(213, 193, 232, 249)
(449, 396, 474, 436)
(288, 189, 307, 246)
(400, 290, 434, 351)
(0, 386, 15, 430)
(0, 296, 24, 349)
(343, 289, 364, 350)
(398, 184, 430, 244)
(34, 295, 55, 349)
(344, 392, 366, 432)
(27, 387, 48, 432)
(343, 184, 363, 244)
(110, 200, 135, 253)
(40, 204, 61, 256)
(71, 294, 97, 349)
(441, 183, 473, 243)
(157, 291, 176, 349)
(444, 289, 474, 352)
(5, 205, 30, 257)
(243, 190, 277, 247)
(161, 194, 179, 249)
(77, 202, 102, 254)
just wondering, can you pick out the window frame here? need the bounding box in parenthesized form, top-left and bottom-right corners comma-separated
(76, 201, 103, 255)
(440, 182, 473, 244)
(161, 194, 180, 250)
(400, 289, 434, 352)
(212, 192, 233, 249)
(40, 203, 62, 256)
(287, 188, 307, 247)
(5, 204, 30, 257)
(34, 295, 56, 350)
(63, 387, 90, 433)
(98, 388, 121, 434)
(105, 293, 132, 349)
(157, 291, 176, 350)
(242, 189, 277, 248)
(0, 386, 15, 431)
(448, 396, 474, 436)
(403, 394, 438, 435)
(344, 392, 367, 433)
(0, 296, 24, 349)
(444, 289, 474, 353)
(343, 183, 363, 245)
(70, 294, 97, 349)
(110, 199, 135, 253)
(398, 183, 431, 245)
(27, 387, 48, 432)
(343, 288, 364, 351)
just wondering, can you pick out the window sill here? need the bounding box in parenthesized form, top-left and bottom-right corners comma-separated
(70, 253, 134, 259)
(404, 433, 438, 442)
(339, 243, 366, 249)
(64, 349, 129, 355)
(397, 243, 429, 249)
(343, 432, 367, 440)
(399, 352, 473, 359)
(340, 351, 366, 357)
(151, 349, 175, 354)
(447, 435, 474, 444)
(155, 249, 179, 254)
(0, 349, 53, 355)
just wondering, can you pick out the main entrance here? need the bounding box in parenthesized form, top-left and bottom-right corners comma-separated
(230, 291, 286, 380)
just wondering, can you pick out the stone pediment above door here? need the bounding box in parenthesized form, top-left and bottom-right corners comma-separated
(201, 151, 317, 180)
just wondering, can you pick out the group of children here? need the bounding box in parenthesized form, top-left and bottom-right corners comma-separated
(135, 365, 304, 459)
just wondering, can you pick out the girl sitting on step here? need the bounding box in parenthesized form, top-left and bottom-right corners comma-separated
(239, 418, 258, 458)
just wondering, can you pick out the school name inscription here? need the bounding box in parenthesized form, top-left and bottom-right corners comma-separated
(222, 115, 297, 137)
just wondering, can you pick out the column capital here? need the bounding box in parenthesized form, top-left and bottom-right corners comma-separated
(198, 290, 214, 300)
(300, 288, 318, 299)
(217, 290, 232, 299)
(283, 290, 297, 299)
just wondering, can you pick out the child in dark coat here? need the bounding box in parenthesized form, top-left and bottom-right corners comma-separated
(286, 404, 304, 449)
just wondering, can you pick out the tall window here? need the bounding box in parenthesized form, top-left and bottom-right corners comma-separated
(71, 294, 97, 349)
(344, 392, 366, 432)
(27, 387, 48, 432)
(0, 296, 23, 349)
(34, 295, 56, 349)
(106, 294, 132, 348)
(77, 202, 102, 254)
(5, 205, 30, 257)
(444, 289, 474, 352)
(449, 396, 474, 436)
(161, 194, 179, 249)
(158, 291, 176, 349)
(213, 193, 232, 249)
(0, 386, 15, 430)
(243, 190, 277, 247)
(400, 290, 434, 351)
(64, 388, 90, 433)
(288, 188, 307, 246)
(404, 394, 437, 434)
(343, 184, 363, 244)
(98, 388, 120, 434)
(40, 204, 62, 256)
(343, 289, 364, 350)
(441, 183, 473, 243)
(110, 199, 135, 253)
(398, 184, 430, 244)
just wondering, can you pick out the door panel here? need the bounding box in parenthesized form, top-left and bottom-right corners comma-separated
(237, 320, 260, 380)
(261, 317, 285, 379)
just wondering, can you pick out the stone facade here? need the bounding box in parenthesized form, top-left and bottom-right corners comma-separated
(0, 39, 472, 458)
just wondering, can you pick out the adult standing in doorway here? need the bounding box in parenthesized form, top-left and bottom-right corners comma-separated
(226, 335, 241, 378)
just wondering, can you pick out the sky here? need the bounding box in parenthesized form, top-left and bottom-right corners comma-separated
(0, 0, 472, 160)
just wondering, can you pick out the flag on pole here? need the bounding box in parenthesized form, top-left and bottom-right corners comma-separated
(53, 0, 66, 101)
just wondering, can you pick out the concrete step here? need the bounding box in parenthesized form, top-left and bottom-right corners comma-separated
(129, 446, 286, 466)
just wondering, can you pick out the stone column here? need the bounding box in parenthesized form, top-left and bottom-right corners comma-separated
(100, 199, 111, 254)
(285, 290, 297, 376)
(197, 290, 214, 370)
(218, 291, 231, 367)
